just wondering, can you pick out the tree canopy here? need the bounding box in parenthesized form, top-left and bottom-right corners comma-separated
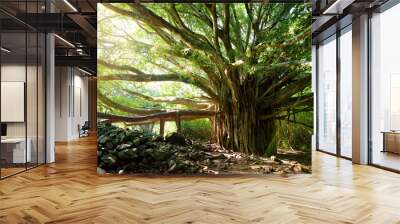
(97, 3, 312, 156)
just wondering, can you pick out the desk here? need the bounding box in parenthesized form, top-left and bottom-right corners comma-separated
(1, 138, 31, 163)
(382, 131, 400, 154)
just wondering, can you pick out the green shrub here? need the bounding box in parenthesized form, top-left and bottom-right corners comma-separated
(181, 119, 211, 141)
(277, 112, 313, 152)
(287, 125, 312, 151)
(97, 122, 205, 174)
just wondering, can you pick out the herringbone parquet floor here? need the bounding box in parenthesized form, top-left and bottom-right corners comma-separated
(1, 136, 400, 224)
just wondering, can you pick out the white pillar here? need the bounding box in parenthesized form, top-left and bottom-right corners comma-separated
(312, 45, 317, 151)
(352, 14, 369, 164)
(46, 32, 55, 163)
(54, 67, 74, 141)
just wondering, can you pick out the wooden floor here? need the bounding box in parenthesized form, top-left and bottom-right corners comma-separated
(372, 151, 400, 171)
(1, 136, 400, 224)
(1, 167, 26, 178)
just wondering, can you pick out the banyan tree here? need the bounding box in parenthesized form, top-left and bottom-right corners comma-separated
(97, 3, 312, 156)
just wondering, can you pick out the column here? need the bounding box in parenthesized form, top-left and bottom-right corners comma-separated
(352, 14, 369, 164)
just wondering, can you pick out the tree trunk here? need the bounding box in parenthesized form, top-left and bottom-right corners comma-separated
(160, 119, 165, 137)
(209, 117, 218, 143)
(139, 123, 154, 133)
(216, 77, 277, 156)
(218, 109, 277, 156)
(175, 114, 181, 133)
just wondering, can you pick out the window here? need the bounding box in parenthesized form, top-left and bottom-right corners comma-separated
(370, 3, 400, 171)
(317, 35, 337, 154)
(339, 26, 352, 158)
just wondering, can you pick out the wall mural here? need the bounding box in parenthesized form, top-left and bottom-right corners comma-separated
(97, 3, 312, 176)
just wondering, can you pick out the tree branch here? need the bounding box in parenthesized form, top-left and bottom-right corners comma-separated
(260, 76, 311, 108)
(283, 118, 313, 129)
(98, 92, 166, 115)
(231, 6, 245, 54)
(98, 110, 218, 124)
(98, 58, 147, 76)
(222, 4, 234, 62)
(129, 4, 220, 58)
(209, 4, 222, 57)
(122, 88, 213, 109)
(98, 59, 215, 98)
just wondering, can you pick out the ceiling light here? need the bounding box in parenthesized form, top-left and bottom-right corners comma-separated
(322, 0, 355, 15)
(76, 48, 85, 55)
(78, 67, 93, 76)
(1, 47, 11, 53)
(63, 0, 78, 12)
(322, 0, 341, 14)
(54, 34, 75, 48)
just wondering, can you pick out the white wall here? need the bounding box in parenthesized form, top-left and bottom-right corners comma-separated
(55, 67, 69, 141)
(55, 67, 89, 141)
(1, 65, 42, 138)
(1, 63, 46, 164)
(1, 65, 26, 138)
(72, 73, 89, 138)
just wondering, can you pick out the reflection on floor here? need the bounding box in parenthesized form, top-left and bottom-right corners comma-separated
(373, 151, 400, 171)
(0, 167, 25, 178)
(0, 163, 41, 178)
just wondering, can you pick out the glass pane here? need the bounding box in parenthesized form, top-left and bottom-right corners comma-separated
(28, 0, 40, 168)
(340, 28, 352, 158)
(318, 36, 337, 154)
(371, 5, 400, 171)
(38, 32, 45, 165)
(0, 1, 46, 178)
(1, 31, 27, 177)
(27, 31, 38, 169)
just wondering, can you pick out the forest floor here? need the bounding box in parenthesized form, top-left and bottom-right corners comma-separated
(196, 142, 311, 176)
(98, 124, 311, 176)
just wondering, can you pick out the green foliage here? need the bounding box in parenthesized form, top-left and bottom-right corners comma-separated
(277, 111, 312, 151)
(97, 122, 205, 174)
(181, 119, 212, 141)
(289, 125, 312, 151)
(98, 3, 312, 114)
